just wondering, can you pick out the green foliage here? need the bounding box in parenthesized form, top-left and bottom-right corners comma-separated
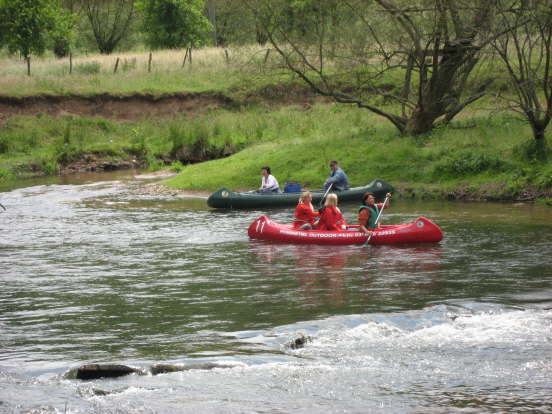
(0, 0, 62, 59)
(49, 7, 76, 58)
(136, 0, 212, 49)
(74, 61, 101, 74)
(0, 166, 13, 182)
(169, 160, 185, 172)
(82, 0, 136, 54)
(0, 103, 551, 201)
(431, 151, 506, 179)
(513, 138, 550, 162)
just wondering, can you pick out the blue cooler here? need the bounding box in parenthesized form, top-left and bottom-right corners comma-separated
(284, 181, 302, 193)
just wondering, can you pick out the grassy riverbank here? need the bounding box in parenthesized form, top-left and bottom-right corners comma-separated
(0, 48, 551, 200)
(1, 102, 551, 200)
(164, 104, 552, 200)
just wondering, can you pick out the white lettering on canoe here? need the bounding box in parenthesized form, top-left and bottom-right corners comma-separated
(277, 229, 397, 238)
(372, 230, 396, 237)
(280, 230, 364, 238)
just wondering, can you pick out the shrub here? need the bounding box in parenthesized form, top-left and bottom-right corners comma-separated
(74, 61, 101, 75)
(432, 151, 505, 179)
(513, 139, 550, 162)
(0, 166, 13, 182)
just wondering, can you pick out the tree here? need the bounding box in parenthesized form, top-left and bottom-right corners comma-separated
(212, 0, 259, 46)
(82, 0, 135, 54)
(493, 0, 552, 157)
(136, 0, 212, 50)
(0, 0, 62, 75)
(50, 8, 76, 57)
(250, 0, 501, 136)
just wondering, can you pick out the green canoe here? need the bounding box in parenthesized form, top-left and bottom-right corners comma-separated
(207, 179, 394, 209)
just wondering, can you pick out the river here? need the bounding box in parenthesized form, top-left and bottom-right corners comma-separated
(1, 171, 551, 414)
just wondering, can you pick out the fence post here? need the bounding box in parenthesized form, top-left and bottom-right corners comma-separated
(113, 57, 120, 74)
(148, 52, 152, 73)
(182, 49, 189, 67)
(69, 53, 73, 74)
(224, 49, 229, 64)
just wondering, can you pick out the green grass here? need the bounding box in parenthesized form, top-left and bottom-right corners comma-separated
(0, 46, 293, 97)
(1, 52, 551, 201)
(1, 102, 551, 200)
(164, 104, 552, 200)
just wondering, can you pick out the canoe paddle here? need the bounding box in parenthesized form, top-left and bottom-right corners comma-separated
(318, 183, 333, 209)
(363, 194, 391, 246)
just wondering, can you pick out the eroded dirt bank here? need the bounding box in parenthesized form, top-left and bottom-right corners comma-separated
(0, 85, 323, 124)
(0, 92, 235, 124)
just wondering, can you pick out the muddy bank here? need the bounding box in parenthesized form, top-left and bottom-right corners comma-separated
(60, 154, 144, 175)
(0, 84, 324, 125)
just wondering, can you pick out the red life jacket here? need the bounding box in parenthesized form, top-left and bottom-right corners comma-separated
(293, 203, 319, 228)
(317, 206, 346, 231)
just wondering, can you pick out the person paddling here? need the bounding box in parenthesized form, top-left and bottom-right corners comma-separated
(358, 192, 392, 234)
(323, 160, 349, 192)
(293, 191, 319, 230)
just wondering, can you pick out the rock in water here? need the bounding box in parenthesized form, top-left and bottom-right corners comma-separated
(67, 364, 143, 380)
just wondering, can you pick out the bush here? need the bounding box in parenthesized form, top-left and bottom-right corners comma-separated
(513, 139, 550, 162)
(74, 61, 101, 75)
(0, 166, 13, 182)
(0, 135, 8, 153)
(432, 151, 505, 179)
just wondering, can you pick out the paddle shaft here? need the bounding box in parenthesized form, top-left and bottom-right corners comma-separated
(364, 195, 390, 245)
(318, 183, 333, 209)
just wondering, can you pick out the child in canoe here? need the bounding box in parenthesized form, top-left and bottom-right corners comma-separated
(317, 193, 347, 231)
(293, 191, 319, 230)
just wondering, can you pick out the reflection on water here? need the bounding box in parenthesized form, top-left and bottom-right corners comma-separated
(1, 170, 551, 414)
(250, 242, 444, 308)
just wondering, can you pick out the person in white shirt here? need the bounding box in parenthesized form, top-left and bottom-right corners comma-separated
(259, 166, 280, 193)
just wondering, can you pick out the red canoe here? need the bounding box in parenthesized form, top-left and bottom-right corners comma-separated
(248, 216, 444, 245)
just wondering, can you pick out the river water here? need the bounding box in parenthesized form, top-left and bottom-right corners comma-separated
(1, 171, 551, 414)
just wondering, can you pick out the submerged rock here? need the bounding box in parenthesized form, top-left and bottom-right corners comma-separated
(66, 364, 144, 380)
(92, 388, 111, 396)
(150, 362, 234, 375)
(288, 334, 311, 350)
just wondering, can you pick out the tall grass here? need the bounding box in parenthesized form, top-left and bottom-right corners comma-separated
(0, 46, 287, 96)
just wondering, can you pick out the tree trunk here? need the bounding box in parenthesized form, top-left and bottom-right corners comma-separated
(530, 122, 548, 160)
(26, 56, 31, 76)
(403, 107, 439, 135)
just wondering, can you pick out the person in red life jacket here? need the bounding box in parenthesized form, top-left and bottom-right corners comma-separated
(358, 192, 392, 234)
(317, 193, 347, 231)
(293, 191, 319, 229)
